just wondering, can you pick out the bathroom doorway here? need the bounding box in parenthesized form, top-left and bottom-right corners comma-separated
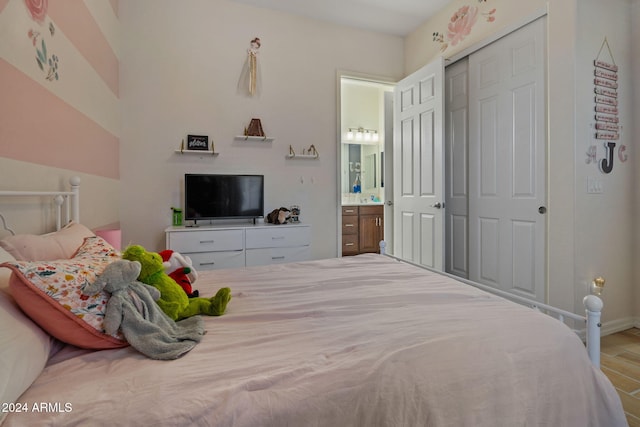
(337, 73, 395, 256)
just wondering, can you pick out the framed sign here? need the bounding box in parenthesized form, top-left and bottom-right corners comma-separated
(187, 135, 209, 151)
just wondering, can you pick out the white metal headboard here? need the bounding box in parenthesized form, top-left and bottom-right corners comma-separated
(0, 176, 80, 234)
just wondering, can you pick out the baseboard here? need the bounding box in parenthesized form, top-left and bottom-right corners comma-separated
(601, 316, 637, 336)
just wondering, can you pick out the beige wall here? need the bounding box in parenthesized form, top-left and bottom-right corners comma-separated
(574, 0, 634, 331)
(404, 0, 637, 329)
(119, 0, 404, 257)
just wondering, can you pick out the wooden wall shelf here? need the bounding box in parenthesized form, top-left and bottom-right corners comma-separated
(175, 149, 219, 156)
(234, 136, 274, 143)
(285, 153, 319, 160)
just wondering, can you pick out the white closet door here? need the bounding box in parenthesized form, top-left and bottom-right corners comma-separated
(445, 58, 469, 278)
(468, 17, 547, 301)
(393, 57, 444, 269)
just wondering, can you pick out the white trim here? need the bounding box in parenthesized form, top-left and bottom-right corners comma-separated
(601, 316, 637, 336)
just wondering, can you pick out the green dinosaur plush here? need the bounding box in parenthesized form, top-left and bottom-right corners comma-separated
(122, 245, 231, 321)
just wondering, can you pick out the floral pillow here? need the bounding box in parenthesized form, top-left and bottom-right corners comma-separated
(1, 236, 128, 350)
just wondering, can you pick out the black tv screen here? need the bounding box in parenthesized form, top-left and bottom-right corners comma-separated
(185, 174, 264, 221)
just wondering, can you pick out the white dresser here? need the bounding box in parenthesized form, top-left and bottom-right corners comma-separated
(165, 223, 311, 270)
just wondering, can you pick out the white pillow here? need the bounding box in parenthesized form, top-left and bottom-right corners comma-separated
(0, 247, 54, 416)
(0, 222, 94, 261)
(0, 247, 12, 292)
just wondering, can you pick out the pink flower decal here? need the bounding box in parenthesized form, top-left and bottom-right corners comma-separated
(447, 5, 479, 47)
(24, 0, 48, 25)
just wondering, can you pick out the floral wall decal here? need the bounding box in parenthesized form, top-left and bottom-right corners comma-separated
(433, 0, 496, 52)
(24, 0, 60, 81)
(24, 0, 47, 24)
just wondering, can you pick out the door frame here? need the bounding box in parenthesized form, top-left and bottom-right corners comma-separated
(336, 70, 397, 256)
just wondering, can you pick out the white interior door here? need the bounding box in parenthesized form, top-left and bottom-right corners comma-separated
(468, 17, 546, 301)
(393, 57, 444, 269)
(445, 58, 469, 278)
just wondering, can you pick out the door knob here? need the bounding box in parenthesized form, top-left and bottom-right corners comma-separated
(431, 202, 444, 209)
(386, 200, 393, 206)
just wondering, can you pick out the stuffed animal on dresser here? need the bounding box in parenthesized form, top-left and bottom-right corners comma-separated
(266, 207, 291, 224)
(122, 245, 231, 321)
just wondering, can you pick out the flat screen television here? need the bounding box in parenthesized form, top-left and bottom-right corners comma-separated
(184, 174, 264, 221)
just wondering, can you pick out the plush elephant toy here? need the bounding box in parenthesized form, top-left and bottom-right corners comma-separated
(82, 259, 205, 360)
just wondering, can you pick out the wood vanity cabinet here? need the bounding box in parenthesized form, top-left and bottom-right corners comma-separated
(341, 205, 384, 256)
(341, 206, 359, 255)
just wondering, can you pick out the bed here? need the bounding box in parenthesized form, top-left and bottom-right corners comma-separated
(0, 178, 627, 426)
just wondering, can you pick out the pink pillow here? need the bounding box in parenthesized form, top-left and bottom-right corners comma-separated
(0, 222, 95, 261)
(2, 236, 128, 350)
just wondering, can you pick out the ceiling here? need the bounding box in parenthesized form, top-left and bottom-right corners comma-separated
(227, 0, 454, 37)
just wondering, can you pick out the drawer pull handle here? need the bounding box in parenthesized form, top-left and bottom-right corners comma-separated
(345, 243, 355, 246)
(271, 256, 285, 260)
(199, 262, 215, 266)
(272, 236, 285, 240)
(345, 224, 354, 227)
(200, 240, 215, 244)
(345, 209, 355, 213)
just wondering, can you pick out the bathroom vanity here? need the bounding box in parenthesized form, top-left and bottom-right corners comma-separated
(341, 204, 384, 256)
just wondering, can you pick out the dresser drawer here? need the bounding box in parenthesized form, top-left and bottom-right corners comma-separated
(245, 226, 311, 249)
(246, 246, 311, 267)
(167, 229, 244, 253)
(186, 250, 245, 271)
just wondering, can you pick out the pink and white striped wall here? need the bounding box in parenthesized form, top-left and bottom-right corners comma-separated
(0, 0, 120, 231)
(0, 0, 119, 179)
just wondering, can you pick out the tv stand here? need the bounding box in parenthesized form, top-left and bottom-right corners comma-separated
(165, 222, 311, 270)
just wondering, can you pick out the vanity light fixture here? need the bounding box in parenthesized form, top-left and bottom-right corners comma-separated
(346, 129, 354, 140)
(345, 127, 379, 142)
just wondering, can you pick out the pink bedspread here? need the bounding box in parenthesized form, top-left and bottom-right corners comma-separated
(3, 255, 626, 426)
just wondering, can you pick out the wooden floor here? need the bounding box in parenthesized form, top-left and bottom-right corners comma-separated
(602, 328, 640, 426)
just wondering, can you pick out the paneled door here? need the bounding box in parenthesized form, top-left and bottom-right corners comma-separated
(393, 57, 444, 269)
(468, 17, 547, 301)
(445, 58, 470, 278)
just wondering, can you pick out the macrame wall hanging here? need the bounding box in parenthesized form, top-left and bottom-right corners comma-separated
(238, 37, 261, 97)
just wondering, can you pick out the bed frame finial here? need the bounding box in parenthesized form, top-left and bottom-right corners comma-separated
(583, 295, 603, 368)
(69, 176, 80, 223)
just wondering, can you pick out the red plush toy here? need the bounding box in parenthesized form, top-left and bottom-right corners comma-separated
(158, 250, 199, 298)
